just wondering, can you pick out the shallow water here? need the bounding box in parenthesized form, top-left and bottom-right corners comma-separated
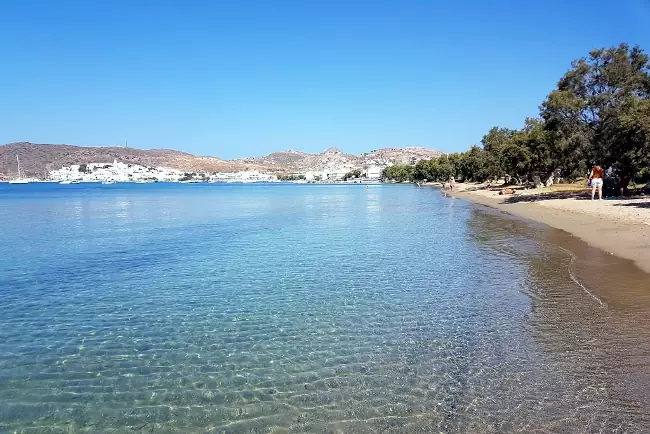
(1, 183, 649, 433)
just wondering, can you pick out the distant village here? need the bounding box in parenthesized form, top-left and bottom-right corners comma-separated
(46, 160, 385, 183)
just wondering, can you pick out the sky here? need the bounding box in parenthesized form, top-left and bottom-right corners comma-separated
(1, 0, 649, 159)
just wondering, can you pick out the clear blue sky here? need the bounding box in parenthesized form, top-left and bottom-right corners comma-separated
(1, 0, 649, 159)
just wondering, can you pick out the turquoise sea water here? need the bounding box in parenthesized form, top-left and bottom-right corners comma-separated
(1, 183, 649, 433)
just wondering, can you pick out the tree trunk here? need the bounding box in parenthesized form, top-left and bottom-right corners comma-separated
(544, 169, 560, 187)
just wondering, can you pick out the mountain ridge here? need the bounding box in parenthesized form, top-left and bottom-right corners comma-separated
(0, 142, 442, 179)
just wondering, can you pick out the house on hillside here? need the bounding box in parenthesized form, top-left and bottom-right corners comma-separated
(305, 171, 327, 181)
(326, 168, 350, 181)
(365, 166, 383, 180)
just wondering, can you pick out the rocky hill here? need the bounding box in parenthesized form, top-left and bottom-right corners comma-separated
(0, 142, 442, 179)
(0, 142, 273, 179)
(236, 147, 443, 171)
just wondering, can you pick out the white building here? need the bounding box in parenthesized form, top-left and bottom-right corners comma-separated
(324, 167, 354, 181)
(303, 166, 384, 182)
(49, 160, 184, 182)
(209, 170, 278, 183)
(365, 166, 383, 180)
(304, 171, 328, 181)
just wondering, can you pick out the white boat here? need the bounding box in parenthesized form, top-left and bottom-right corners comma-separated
(8, 156, 29, 184)
(59, 180, 73, 184)
(102, 180, 116, 184)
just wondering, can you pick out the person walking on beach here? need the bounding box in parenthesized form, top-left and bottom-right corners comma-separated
(449, 176, 455, 191)
(589, 164, 605, 200)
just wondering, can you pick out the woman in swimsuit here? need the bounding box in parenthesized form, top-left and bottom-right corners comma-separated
(589, 164, 605, 200)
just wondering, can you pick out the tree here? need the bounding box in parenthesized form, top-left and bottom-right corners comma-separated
(382, 164, 414, 182)
(482, 127, 517, 154)
(616, 98, 650, 181)
(500, 140, 531, 182)
(380, 44, 650, 187)
(480, 127, 517, 178)
(78, 164, 88, 173)
(455, 146, 485, 181)
(413, 159, 434, 181)
(277, 174, 306, 181)
(541, 43, 650, 177)
(179, 172, 195, 182)
(434, 155, 454, 181)
(343, 169, 362, 180)
(447, 153, 464, 179)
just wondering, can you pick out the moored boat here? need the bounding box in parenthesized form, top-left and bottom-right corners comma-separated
(8, 156, 29, 184)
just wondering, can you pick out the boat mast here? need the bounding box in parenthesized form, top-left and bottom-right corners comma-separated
(16, 155, 22, 178)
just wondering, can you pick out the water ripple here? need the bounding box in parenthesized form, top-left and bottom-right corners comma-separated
(1, 183, 649, 432)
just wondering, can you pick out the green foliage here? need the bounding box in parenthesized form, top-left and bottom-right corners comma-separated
(411, 156, 454, 181)
(277, 174, 306, 181)
(78, 163, 88, 173)
(541, 43, 650, 178)
(179, 172, 196, 182)
(384, 44, 650, 186)
(343, 169, 362, 180)
(381, 164, 414, 182)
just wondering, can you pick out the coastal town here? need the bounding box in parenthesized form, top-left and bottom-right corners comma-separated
(42, 159, 385, 183)
(0, 143, 437, 184)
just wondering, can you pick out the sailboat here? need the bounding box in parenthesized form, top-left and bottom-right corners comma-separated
(8, 156, 29, 184)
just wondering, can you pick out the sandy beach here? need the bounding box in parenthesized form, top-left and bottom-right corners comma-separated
(450, 183, 650, 274)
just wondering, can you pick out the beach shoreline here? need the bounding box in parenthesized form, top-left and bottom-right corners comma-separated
(446, 184, 650, 274)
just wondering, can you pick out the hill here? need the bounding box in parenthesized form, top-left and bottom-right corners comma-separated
(0, 142, 272, 179)
(236, 147, 443, 171)
(0, 142, 443, 179)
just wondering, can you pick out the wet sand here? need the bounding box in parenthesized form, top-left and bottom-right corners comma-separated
(451, 186, 650, 274)
(466, 205, 650, 421)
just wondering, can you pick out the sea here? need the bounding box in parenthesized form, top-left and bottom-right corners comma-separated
(1, 182, 649, 433)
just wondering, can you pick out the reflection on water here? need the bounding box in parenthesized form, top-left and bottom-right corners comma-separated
(0, 183, 649, 433)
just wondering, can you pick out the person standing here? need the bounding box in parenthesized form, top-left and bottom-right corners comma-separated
(619, 172, 630, 197)
(589, 164, 605, 200)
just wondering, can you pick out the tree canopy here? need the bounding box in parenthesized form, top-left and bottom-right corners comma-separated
(381, 164, 414, 182)
(381, 44, 650, 185)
